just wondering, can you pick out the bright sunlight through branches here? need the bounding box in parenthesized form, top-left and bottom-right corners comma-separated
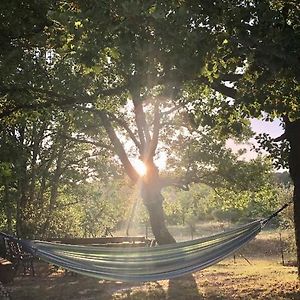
(132, 159, 147, 176)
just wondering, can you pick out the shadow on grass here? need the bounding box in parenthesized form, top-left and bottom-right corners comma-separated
(8, 263, 201, 300)
(168, 273, 202, 300)
(101, 275, 200, 299)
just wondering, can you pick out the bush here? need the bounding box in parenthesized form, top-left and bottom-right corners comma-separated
(211, 208, 241, 223)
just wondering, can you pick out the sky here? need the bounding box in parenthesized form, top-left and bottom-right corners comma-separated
(131, 117, 285, 172)
(226, 118, 284, 161)
(250, 118, 283, 138)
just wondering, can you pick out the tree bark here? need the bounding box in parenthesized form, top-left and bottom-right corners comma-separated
(141, 186, 176, 245)
(41, 132, 67, 238)
(293, 180, 300, 278)
(285, 118, 300, 277)
(95, 99, 176, 245)
(140, 164, 176, 245)
(16, 125, 29, 237)
(3, 182, 13, 233)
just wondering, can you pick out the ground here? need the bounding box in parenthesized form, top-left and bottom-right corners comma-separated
(6, 258, 299, 299)
(3, 227, 300, 299)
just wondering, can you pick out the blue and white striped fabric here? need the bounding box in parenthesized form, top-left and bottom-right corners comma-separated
(27, 220, 263, 282)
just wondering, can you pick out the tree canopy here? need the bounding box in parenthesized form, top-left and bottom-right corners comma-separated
(0, 0, 299, 272)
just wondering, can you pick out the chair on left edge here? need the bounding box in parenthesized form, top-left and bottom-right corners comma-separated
(3, 237, 35, 276)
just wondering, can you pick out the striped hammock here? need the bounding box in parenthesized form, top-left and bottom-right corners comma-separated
(22, 219, 264, 282)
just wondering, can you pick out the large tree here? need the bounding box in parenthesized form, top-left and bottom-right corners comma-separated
(197, 0, 300, 275)
(0, 1, 299, 260)
(0, 109, 115, 237)
(0, 1, 254, 245)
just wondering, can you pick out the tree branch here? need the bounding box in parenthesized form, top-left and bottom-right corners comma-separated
(106, 113, 142, 152)
(132, 100, 149, 152)
(62, 134, 114, 151)
(131, 91, 151, 148)
(218, 73, 243, 82)
(159, 176, 190, 190)
(0, 84, 128, 118)
(210, 82, 237, 99)
(75, 105, 143, 153)
(59, 153, 102, 175)
(160, 104, 181, 117)
(147, 100, 160, 159)
(95, 111, 139, 183)
(274, 133, 286, 142)
(192, 77, 238, 99)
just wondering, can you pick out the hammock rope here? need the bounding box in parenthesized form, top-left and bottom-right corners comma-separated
(0, 201, 292, 282)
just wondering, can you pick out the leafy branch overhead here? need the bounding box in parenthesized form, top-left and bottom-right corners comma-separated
(0, 1, 299, 248)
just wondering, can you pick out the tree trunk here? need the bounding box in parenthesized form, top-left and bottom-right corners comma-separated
(140, 166, 176, 245)
(16, 155, 29, 237)
(293, 180, 300, 278)
(3, 182, 13, 233)
(41, 134, 67, 238)
(14, 125, 30, 237)
(142, 190, 176, 245)
(285, 119, 300, 277)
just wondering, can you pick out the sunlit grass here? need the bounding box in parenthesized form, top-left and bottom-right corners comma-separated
(8, 256, 299, 300)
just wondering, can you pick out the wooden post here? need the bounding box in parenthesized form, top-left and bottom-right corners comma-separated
(279, 231, 285, 266)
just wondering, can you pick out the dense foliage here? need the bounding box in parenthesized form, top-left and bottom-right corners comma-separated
(0, 1, 298, 265)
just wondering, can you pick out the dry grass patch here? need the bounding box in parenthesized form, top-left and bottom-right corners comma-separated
(6, 258, 299, 300)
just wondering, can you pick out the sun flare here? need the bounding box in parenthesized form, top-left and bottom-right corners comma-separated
(132, 159, 147, 176)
